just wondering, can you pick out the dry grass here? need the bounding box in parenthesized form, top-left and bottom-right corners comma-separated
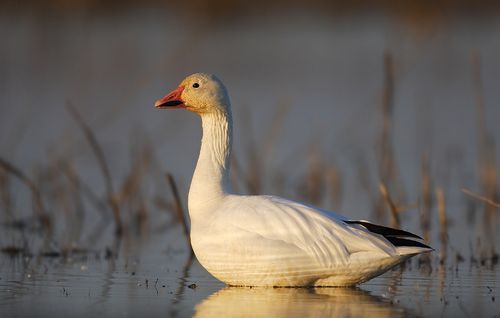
(378, 183, 400, 229)
(472, 53, 498, 263)
(419, 154, 432, 244)
(67, 102, 122, 235)
(462, 188, 500, 209)
(436, 188, 448, 263)
(0, 157, 51, 232)
(166, 173, 193, 254)
(375, 52, 407, 223)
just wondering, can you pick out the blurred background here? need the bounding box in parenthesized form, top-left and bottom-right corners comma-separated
(1, 0, 500, 283)
(1, 1, 500, 317)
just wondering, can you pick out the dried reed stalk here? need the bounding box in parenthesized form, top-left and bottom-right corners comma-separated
(0, 157, 51, 231)
(327, 164, 342, 211)
(418, 153, 432, 266)
(165, 173, 192, 254)
(379, 183, 400, 228)
(472, 54, 498, 259)
(66, 102, 122, 235)
(376, 51, 404, 221)
(436, 187, 448, 263)
(169, 250, 196, 312)
(0, 167, 13, 221)
(118, 146, 151, 234)
(417, 154, 432, 271)
(58, 160, 85, 239)
(462, 188, 500, 209)
(420, 154, 432, 244)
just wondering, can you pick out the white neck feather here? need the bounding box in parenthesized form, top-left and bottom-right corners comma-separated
(188, 109, 232, 218)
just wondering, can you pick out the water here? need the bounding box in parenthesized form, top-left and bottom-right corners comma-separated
(1, 6, 500, 318)
(0, 230, 498, 317)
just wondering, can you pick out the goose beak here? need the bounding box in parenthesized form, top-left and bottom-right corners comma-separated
(155, 86, 186, 108)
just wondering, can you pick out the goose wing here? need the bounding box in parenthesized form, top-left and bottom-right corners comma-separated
(221, 195, 401, 268)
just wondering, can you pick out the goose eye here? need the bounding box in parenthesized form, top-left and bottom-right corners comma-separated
(192, 83, 200, 88)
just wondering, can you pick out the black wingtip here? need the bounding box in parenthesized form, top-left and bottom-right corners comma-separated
(384, 237, 432, 249)
(345, 220, 433, 249)
(345, 220, 423, 240)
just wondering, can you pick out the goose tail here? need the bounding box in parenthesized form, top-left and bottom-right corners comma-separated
(345, 220, 433, 256)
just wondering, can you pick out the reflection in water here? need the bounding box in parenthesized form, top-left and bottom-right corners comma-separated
(194, 286, 406, 318)
(168, 252, 196, 318)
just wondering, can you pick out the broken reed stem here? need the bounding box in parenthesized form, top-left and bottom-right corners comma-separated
(420, 154, 431, 244)
(328, 165, 342, 211)
(379, 183, 400, 229)
(472, 53, 498, 258)
(66, 102, 122, 235)
(118, 146, 152, 234)
(436, 188, 448, 263)
(54, 160, 85, 245)
(378, 52, 395, 198)
(462, 188, 500, 209)
(0, 167, 13, 220)
(0, 157, 51, 230)
(376, 51, 403, 221)
(165, 173, 193, 254)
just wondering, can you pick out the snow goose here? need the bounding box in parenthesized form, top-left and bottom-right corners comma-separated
(155, 73, 432, 287)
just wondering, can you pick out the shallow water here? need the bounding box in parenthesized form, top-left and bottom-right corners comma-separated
(0, 231, 498, 318)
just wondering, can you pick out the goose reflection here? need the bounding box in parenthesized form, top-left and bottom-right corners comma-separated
(194, 286, 406, 318)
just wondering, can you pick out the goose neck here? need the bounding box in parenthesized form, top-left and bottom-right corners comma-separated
(188, 109, 233, 213)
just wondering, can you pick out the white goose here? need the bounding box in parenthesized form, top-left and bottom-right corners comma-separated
(155, 73, 432, 287)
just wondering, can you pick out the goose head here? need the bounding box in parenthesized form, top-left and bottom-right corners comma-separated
(155, 73, 230, 114)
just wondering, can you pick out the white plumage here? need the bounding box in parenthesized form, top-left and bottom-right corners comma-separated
(155, 73, 431, 287)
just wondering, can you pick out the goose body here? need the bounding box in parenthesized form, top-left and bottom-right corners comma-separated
(155, 73, 431, 287)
